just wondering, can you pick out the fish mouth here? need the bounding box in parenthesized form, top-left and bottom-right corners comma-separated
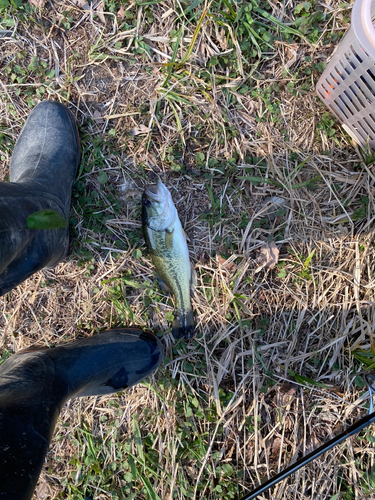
(145, 180, 162, 200)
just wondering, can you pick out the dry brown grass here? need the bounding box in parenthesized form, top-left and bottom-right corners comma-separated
(1, 0, 375, 499)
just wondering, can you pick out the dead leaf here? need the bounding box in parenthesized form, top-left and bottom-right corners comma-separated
(330, 386, 345, 397)
(216, 254, 226, 266)
(95, 0, 106, 24)
(305, 434, 321, 454)
(117, 5, 125, 19)
(216, 254, 236, 272)
(196, 37, 208, 65)
(237, 110, 256, 128)
(131, 124, 151, 136)
(92, 110, 104, 124)
(29, 0, 46, 7)
(269, 437, 282, 461)
(261, 196, 290, 221)
(217, 27, 228, 50)
(275, 383, 297, 408)
(36, 482, 50, 499)
(121, 189, 139, 200)
(198, 252, 210, 264)
(254, 241, 279, 273)
(71, 0, 90, 9)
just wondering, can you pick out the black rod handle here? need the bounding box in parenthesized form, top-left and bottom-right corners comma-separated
(239, 410, 375, 500)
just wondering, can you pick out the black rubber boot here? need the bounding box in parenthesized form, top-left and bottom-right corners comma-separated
(0, 328, 163, 500)
(0, 100, 80, 296)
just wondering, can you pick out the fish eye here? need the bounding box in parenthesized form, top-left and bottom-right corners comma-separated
(144, 199, 152, 208)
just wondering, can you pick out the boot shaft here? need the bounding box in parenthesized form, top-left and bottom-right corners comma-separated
(10, 101, 80, 209)
(0, 101, 80, 295)
(0, 329, 163, 500)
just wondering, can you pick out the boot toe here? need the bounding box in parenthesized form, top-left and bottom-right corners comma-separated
(100, 329, 163, 392)
(52, 328, 164, 398)
(10, 100, 80, 189)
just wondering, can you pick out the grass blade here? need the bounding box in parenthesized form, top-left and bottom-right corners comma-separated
(133, 417, 145, 464)
(253, 6, 306, 40)
(162, 28, 182, 87)
(180, 2, 210, 64)
(140, 475, 162, 500)
(288, 369, 329, 388)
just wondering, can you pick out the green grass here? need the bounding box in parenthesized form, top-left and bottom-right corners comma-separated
(55, 376, 241, 500)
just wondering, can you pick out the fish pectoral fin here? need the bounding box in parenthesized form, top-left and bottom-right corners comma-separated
(157, 276, 172, 294)
(146, 228, 157, 251)
(164, 228, 174, 250)
(190, 264, 197, 294)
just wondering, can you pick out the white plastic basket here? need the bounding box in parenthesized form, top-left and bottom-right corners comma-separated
(316, 0, 375, 148)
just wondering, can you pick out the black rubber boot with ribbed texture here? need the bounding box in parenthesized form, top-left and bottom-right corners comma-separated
(0, 328, 163, 500)
(0, 100, 80, 296)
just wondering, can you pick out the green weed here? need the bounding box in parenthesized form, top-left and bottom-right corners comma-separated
(316, 112, 337, 140)
(60, 379, 241, 499)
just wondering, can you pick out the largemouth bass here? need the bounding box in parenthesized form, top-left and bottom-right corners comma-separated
(142, 179, 195, 339)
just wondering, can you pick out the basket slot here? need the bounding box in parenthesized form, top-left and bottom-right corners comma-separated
(351, 40, 370, 60)
(366, 68, 375, 83)
(352, 122, 369, 142)
(358, 73, 375, 99)
(327, 94, 350, 120)
(344, 80, 370, 109)
(333, 96, 350, 118)
(330, 71, 341, 84)
(354, 79, 374, 104)
(328, 103, 346, 122)
(347, 84, 366, 107)
(338, 60, 351, 79)
(329, 72, 341, 90)
(357, 120, 373, 141)
(368, 116, 375, 144)
(325, 73, 340, 91)
(350, 44, 363, 63)
(318, 80, 337, 100)
(345, 87, 361, 111)
(334, 65, 346, 81)
(340, 61, 351, 76)
(338, 88, 362, 116)
(344, 53, 356, 72)
(363, 116, 375, 136)
(317, 87, 326, 100)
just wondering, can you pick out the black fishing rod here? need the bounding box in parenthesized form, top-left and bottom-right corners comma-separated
(239, 375, 375, 500)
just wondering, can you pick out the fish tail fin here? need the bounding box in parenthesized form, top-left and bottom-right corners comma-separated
(172, 309, 195, 339)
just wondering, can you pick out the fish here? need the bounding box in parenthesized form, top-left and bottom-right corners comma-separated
(142, 179, 195, 339)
